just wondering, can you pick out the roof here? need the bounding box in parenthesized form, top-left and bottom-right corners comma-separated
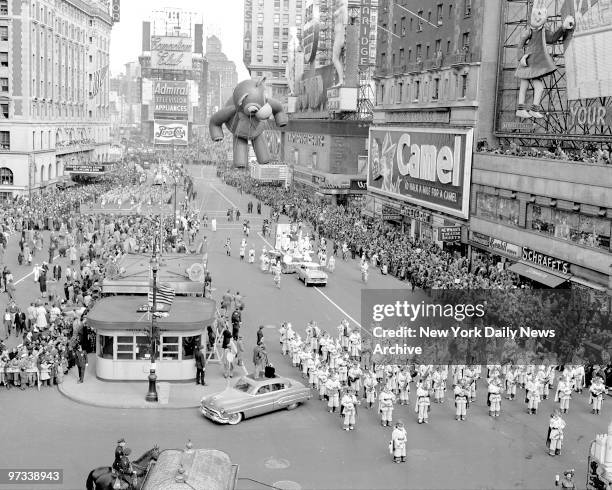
(87, 296, 216, 332)
(102, 253, 206, 295)
(143, 448, 237, 490)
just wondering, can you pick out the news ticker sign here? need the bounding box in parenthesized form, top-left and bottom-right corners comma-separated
(64, 164, 105, 173)
(154, 119, 188, 146)
(368, 127, 473, 220)
(111, 0, 120, 22)
(153, 81, 189, 116)
(151, 36, 192, 70)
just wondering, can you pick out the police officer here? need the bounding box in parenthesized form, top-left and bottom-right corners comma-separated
(117, 447, 136, 487)
(113, 438, 127, 473)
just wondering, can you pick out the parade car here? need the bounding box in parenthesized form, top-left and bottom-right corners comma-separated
(200, 374, 312, 425)
(296, 262, 328, 287)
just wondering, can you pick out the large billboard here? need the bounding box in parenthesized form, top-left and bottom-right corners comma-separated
(154, 119, 188, 146)
(367, 128, 473, 219)
(153, 81, 189, 117)
(565, 0, 612, 100)
(151, 36, 192, 70)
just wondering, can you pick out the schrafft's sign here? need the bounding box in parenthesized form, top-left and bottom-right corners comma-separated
(154, 119, 188, 146)
(153, 81, 189, 116)
(151, 36, 192, 70)
(367, 127, 473, 219)
(359, 0, 372, 68)
(522, 247, 570, 275)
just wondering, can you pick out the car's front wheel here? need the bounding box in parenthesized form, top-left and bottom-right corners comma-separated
(226, 412, 243, 425)
(286, 403, 299, 410)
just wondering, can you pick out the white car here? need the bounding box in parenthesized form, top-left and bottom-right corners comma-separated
(296, 262, 328, 287)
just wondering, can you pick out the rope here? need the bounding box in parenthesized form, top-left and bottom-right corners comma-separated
(238, 477, 283, 489)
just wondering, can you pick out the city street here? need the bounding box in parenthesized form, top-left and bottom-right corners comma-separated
(0, 167, 608, 490)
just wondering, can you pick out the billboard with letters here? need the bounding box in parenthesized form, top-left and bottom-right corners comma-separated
(151, 36, 193, 71)
(153, 81, 189, 118)
(154, 119, 188, 146)
(367, 127, 473, 219)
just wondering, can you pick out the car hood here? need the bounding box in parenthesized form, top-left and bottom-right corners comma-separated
(201, 388, 251, 410)
(306, 271, 328, 278)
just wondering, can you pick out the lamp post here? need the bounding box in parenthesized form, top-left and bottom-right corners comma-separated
(146, 254, 159, 402)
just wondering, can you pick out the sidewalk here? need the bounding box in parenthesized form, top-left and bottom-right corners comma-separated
(57, 354, 247, 409)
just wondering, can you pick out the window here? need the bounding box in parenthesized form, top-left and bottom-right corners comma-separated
(0, 0, 6, 15)
(182, 336, 199, 360)
(415, 80, 420, 100)
(449, 4, 453, 17)
(447, 40, 452, 53)
(99, 335, 113, 359)
(392, 52, 396, 66)
(437, 4, 443, 24)
(273, 41, 279, 50)
(435, 39, 441, 54)
(0, 130, 8, 149)
(393, 22, 397, 34)
(417, 10, 423, 31)
(273, 55, 279, 63)
(464, 0, 472, 16)
(410, 18, 413, 31)
(273, 13, 280, 23)
(282, 27, 289, 36)
(274, 27, 280, 37)
(476, 193, 520, 226)
(0, 52, 7, 67)
(396, 82, 402, 102)
(274, 0, 280, 8)
(432, 78, 440, 99)
(0, 26, 7, 41)
(293, 148, 299, 165)
(257, 25, 264, 35)
(282, 41, 288, 50)
(427, 11, 432, 23)
(0, 77, 6, 92)
(400, 17, 406, 36)
(426, 44, 430, 59)
(161, 336, 179, 361)
(0, 102, 7, 118)
(256, 71, 263, 76)
(461, 73, 468, 97)
(135, 336, 152, 360)
(257, 54, 263, 62)
(462, 32, 470, 48)
(116, 335, 135, 360)
(399, 48, 404, 65)
(408, 48, 412, 61)
(283, 14, 289, 23)
(416, 44, 422, 60)
(257, 40, 263, 48)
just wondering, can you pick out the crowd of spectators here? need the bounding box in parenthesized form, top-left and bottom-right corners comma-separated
(476, 141, 612, 165)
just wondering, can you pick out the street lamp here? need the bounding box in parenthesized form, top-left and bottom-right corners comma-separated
(146, 254, 159, 403)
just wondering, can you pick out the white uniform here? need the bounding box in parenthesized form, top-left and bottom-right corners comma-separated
(326, 377, 341, 411)
(488, 382, 502, 416)
(454, 386, 468, 420)
(555, 380, 572, 412)
(341, 393, 357, 430)
(379, 390, 395, 425)
(548, 415, 566, 456)
(363, 374, 377, 406)
(589, 380, 607, 413)
(391, 426, 407, 461)
(415, 386, 430, 423)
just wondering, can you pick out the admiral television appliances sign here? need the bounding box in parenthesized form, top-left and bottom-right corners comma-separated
(153, 81, 189, 116)
(367, 127, 473, 219)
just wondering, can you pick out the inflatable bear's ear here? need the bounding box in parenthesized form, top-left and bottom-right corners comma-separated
(256, 76, 267, 86)
(237, 93, 249, 107)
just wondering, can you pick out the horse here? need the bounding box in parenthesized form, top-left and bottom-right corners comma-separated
(85, 445, 160, 490)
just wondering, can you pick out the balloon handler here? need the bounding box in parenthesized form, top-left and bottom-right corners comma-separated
(209, 77, 288, 168)
(515, 0, 574, 119)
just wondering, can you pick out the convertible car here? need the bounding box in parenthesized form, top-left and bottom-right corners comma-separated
(200, 374, 312, 425)
(296, 262, 328, 286)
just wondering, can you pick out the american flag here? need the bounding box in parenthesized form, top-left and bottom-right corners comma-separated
(148, 283, 175, 309)
(90, 65, 109, 98)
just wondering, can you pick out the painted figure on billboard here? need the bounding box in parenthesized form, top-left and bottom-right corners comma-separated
(209, 78, 288, 167)
(286, 27, 303, 96)
(515, 0, 574, 119)
(332, 0, 349, 86)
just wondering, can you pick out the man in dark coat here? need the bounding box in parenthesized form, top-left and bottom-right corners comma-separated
(195, 345, 206, 385)
(113, 439, 127, 472)
(75, 345, 88, 383)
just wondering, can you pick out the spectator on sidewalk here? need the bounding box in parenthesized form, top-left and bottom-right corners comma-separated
(195, 345, 207, 386)
(75, 345, 88, 383)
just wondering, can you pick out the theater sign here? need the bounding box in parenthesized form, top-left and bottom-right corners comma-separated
(367, 127, 473, 219)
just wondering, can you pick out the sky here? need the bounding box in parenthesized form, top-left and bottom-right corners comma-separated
(109, 0, 249, 79)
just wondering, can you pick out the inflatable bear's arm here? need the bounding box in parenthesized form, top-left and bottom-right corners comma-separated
(209, 106, 237, 141)
(267, 98, 288, 127)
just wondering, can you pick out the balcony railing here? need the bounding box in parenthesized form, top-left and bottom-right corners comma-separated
(448, 50, 473, 66)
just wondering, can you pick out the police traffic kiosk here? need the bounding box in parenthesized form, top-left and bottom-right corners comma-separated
(88, 253, 215, 381)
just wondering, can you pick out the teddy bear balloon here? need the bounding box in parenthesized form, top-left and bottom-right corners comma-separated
(209, 77, 288, 168)
(515, 0, 574, 119)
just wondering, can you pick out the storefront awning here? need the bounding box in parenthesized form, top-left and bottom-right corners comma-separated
(570, 276, 608, 292)
(508, 262, 569, 288)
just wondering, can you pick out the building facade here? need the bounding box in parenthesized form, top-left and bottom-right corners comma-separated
(243, 0, 305, 104)
(0, 0, 114, 199)
(368, 0, 501, 249)
(205, 35, 237, 118)
(139, 14, 208, 145)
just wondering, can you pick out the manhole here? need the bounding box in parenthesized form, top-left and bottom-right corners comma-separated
(264, 457, 290, 469)
(272, 481, 301, 490)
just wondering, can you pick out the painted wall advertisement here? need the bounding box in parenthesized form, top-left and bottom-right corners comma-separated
(153, 119, 188, 146)
(367, 127, 473, 219)
(150, 36, 193, 70)
(153, 81, 189, 117)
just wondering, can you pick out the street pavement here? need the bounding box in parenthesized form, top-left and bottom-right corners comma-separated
(0, 165, 609, 490)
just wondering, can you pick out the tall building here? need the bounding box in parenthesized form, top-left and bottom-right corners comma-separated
(138, 9, 208, 145)
(205, 35, 238, 117)
(242, 0, 305, 104)
(0, 0, 114, 199)
(367, 0, 502, 247)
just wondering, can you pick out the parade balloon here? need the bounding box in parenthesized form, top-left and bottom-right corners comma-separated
(209, 77, 288, 168)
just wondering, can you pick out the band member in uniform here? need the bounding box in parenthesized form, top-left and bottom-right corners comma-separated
(415, 382, 430, 424)
(505, 366, 517, 400)
(555, 375, 572, 414)
(488, 379, 502, 417)
(391, 421, 408, 463)
(379, 386, 396, 427)
(526, 374, 542, 415)
(341, 387, 359, 430)
(363, 370, 378, 408)
(326, 372, 341, 413)
(348, 330, 361, 361)
(432, 367, 445, 403)
(454, 380, 469, 421)
(464, 366, 478, 402)
(547, 410, 566, 456)
(273, 261, 282, 289)
(397, 368, 410, 406)
(317, 364, 329, 400)
(348, 362, 363, 393)
(588, 376, 607, 414)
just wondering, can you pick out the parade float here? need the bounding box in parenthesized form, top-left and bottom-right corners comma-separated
(586, 420, 612, 490)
